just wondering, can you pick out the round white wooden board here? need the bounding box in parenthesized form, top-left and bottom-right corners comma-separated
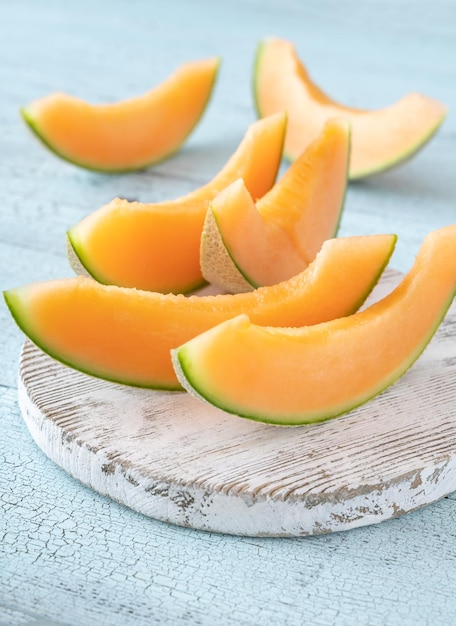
(17, 270, 456, 537)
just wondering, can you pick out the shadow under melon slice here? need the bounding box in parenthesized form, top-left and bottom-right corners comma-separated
(4, 234, 396, 390)
(21, 58, 220, 172)
(174, 225, 456, 425)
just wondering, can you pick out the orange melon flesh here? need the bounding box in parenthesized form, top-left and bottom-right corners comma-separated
(174, 225, 456, 425)
(254, 39, 448, 179)
(4, 234, 396, 390)
(67, 114, 286, 294)
(21, 58, 221, 172)
(200, 118, 350, 291)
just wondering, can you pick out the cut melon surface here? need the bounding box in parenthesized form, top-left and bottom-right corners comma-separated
(67, 114, 286, 294)
(254, 38, 448, 179)
(4, 234, 396, 390)
(200, 118, 350, 292)
(21, 58, 220, 172)
(174, 225, 456, 425)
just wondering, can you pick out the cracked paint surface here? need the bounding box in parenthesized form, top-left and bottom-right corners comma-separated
(1, 0, 456, 624)
(1, 385, 456, 625)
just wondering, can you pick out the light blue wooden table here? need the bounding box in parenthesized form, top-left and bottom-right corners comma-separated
(1, 1, 455, 624)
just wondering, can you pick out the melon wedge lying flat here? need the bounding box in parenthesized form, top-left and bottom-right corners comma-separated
(254, 38, 448, 179)
(21, 58, 220, 172)
(4, 234, 396, 390)
(200, 118, 350, 292)
(174, 225, 456, 425)
(67, 114, 286, 294)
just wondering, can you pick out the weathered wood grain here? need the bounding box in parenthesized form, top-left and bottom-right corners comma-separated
(1, 0, 456, 623)
(16, 271, 456, 537)
(2, 375, 456, 626)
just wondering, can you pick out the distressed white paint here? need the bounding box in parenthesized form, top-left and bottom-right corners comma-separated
(17, 271, 456, 537)
(2, 0, 456, 623)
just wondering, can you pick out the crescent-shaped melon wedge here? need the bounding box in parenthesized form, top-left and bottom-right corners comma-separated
(173, 225, 456, 425)
(21, 58, 220, 172)
(4, 234, 396, 390)
(254, 38, 448, 179)
(66, 113, 286, 294)
(200, 118, 350, 292)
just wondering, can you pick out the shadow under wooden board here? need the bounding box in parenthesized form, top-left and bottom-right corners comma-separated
(17, 269, 456, 537)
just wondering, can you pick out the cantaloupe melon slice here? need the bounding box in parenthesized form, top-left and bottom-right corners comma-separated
(254, 38, 448, 179)
(4, 234, 396, 390)
(174, 225, 456, 425)
(21, 58, 220, 172)
(200, 118, 350, 292)
(66, 114, 286, 294)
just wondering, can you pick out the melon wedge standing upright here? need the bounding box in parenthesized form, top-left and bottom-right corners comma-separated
(200, 118, 350, 292)
(21, 57, 220, 172)
(174, 225, 456, 425)
(4, 234, 396, 390)
(67, 113, 286, 294)
(254, 38, 447, 179)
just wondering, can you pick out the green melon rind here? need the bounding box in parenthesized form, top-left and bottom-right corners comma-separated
(173, 283, 454, 426)
(252, 39, 447, 180)
(348, 114, 447, 180)
(200, 109, 287, 292)
(174, 232, 399, 424)
(66, 229, 208, 295)
(332, 123, 351, 233)
(20, 59, 221, 174)
(20, 105, 202, 175)
(66, 109, 286, 296)
(252, 39, 269, 123)
(205, 122, 351, 290)
(3, 286, 184, 391)
(5, 231, 397, 396)
(66, 234, 91, 279)
(335, 233, 397, 314)
(200, 205, 260, 292)
(286, 111, 447, 181)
